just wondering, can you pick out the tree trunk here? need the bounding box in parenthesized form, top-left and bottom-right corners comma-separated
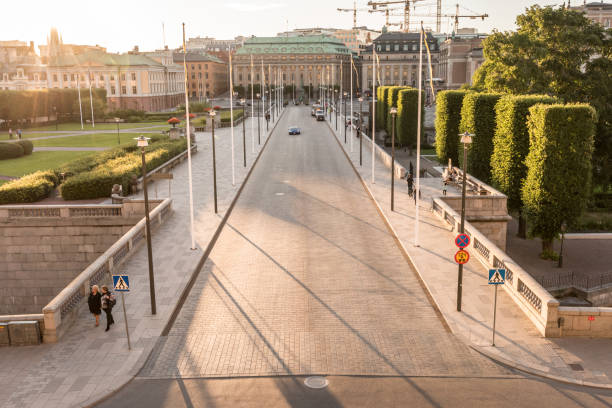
(541, 238, 553, 255)
(517, 211, 527, 239)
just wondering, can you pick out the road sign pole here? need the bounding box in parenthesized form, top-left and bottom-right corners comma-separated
(492, 285, 498, 347)
(121, 292, 131, 350)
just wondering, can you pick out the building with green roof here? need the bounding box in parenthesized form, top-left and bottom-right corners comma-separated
(232, 35, 354, 98)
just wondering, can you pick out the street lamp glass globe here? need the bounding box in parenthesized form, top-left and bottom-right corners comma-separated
(390, 107, 398, 115)
(135, 135, 150, 147)
(460, 131, 474, 144)
(114, 117, 120, 123)
(209, 110, 216, 117)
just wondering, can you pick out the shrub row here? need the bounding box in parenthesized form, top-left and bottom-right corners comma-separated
(396, 88, 424, 148)
(220, 109, 244, 123)
(0, 170, 58, 204)
(60, 138, 187, 200)
(434, 90, 468, 166)
(0, 140, 33, 160)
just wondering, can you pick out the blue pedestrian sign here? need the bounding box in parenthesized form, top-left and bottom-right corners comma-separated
(112, 275, 130, 292)
(488, 269, 506, 285)
(455, 233, 470, 248)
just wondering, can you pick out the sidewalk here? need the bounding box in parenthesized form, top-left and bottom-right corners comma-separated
(328, 118, 612, 388)
(0, 112, 285, 408)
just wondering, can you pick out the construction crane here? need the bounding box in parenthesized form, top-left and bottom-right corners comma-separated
(384, 3, 488, 33)
(337, 1, 371, 28)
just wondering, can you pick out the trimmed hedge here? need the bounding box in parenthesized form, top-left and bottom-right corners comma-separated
(0, 170, 58, 204)
(376, 86, 389, 131)
(386, 86, 405, 134)
(220, 109, 244, 123)
(396, 88, 424, 148)
(458, 92, 503, 182)
(0, 142, 24, 159)
(522, 104, 596, 252)
(16, 140, 33, 155)
(490, 95, 558, 212)
(434, 90, 468, 166)
(60, 139, 187, 200)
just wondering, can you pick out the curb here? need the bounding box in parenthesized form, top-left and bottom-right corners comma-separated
(325, 119, 612, 390)
(82, 108, 287, 408)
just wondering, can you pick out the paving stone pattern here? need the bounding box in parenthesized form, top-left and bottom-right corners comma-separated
(139, 107, 512, 379)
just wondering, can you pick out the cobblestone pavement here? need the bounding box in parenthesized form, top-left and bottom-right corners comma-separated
(0, 114, 280, 408)
(331, 116, 612, 387)
(139, 106, 513, 379)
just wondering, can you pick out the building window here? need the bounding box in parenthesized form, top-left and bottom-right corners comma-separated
(198, 72, 202, 78)
(205, 64, 208, 69)
(63, 74, 68, 81)
(111, 86, 116, 95)
(131, 73, 136, 81)
(394, 44, 399, 51)
(239, 74, 242, 80)
(385, 44, 390, 51)
(121, 86, 126, 94)
(191, 65, 195, 70)
(100, 75, 104, 81)
(412, 45, 417, 51)
(110, 75, 115, 80)
(53, 74, 58, 82)
(205, 73, 209, 79)
(121, 74, 126, 81)
(132, 86, 137, 94)
(198, 64, 201, 69)
(191, 73, 195, 79)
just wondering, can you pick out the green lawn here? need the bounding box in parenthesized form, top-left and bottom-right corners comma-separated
(0, 151, 95, 178)
(420, 148, 436, 156)
(25, 121, 168, 132)
(32, 132, 162, 148)
(0, 179, 9, 186)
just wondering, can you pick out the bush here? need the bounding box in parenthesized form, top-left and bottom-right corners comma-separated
(434, 90, 468, 166)
(60, 139, 186, 200)
(396, 88, 424, 148)
(107, 109, 145, 121)
(0, 170, 58, 204)
(16, 140, 33, 155)
(386, 86, 406, 134)
(490, 95, 558, 214)
(0, 142, 24, 159)
(458, 92, 503, 182)
(194, 117, 207, 127)
(220, 109, 244, 123)
(189, 102, 210, 113)
(522, 103, 596, 254)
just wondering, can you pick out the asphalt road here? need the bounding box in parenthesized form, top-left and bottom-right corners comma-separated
(96, 107, 612, 407)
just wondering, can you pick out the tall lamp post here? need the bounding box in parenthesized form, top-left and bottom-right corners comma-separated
(390, 107, 397, 211)
(256, 93, 261, 145)
(53, 106, 58, 131)
(558, 221, 567, 268)
(457, 131, 474, 312)
(265, 91, 269, 131)
(115, 117, 121, 145)
(209, 110, 218, 213)
(334, 89, 338, 130)
(240, 98, 246, 167)
(343, 91, 348, 144)
(135, 135, 156, 315)
(359, 97, 364, 166)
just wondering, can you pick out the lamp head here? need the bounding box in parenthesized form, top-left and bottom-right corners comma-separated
(460, 131, 474, 144)
(135, 135, 150, 148)
(358, 97, 363, 102)
(390, 107, 397, 116)
(114, 117, 120, 123)
(209, 110, 216, 117)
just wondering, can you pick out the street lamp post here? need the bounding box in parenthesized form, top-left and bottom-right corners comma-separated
(457, 131, 474, 312)
(390, 107, 398, 211)
(256, 92, 261, 145)
(135, 135, 156, 315)
(265, 91, 269, 131)
(343, 92, 348, 144)
(240, 98, 246, 167)
(53, 106, 58, 131)
(359, 97, 363, 166)
(115, 117, 121, 145)
(209, 111, 218, 213)
(558, 221, 567, 268)
(334, 89, 338, 130)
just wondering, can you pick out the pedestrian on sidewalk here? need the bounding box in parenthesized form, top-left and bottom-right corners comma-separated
(87, 285, 102, 327)
(17, 129, 22, 139)
(8, 128, 12, 139)
(101, 285, 116, 332)
(406, 173, 414, 197)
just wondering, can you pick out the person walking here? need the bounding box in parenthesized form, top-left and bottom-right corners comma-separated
(8, 128, 12, 139)
(406, 173, 414, 197)
(87, 285, 102, 327)
(101, 285, 116, 332)
(17, 129, 22, 139)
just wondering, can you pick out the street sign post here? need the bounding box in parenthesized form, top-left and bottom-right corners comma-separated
(112, 275, 131, 350)
(454, 249, 470, 264)
(488, 269, 506, 346)
(455, 233, 470, 248)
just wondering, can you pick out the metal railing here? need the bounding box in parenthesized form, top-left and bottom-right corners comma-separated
(1, 205, 123, 218)
(537, 271, 612, 291)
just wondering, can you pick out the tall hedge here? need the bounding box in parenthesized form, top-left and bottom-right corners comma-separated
(522, 104, 596, 255)
(385, 86, 405, 134)
(434, 90, 468, 166)
(376, 86, 391, 131)
(458, 92, 502, 182)
(396, 88, 424, 148)
(490, 95, 558, 219)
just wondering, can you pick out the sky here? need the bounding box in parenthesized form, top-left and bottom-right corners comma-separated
(2, 0, 563, 53)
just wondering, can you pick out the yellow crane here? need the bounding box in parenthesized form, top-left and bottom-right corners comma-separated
(337, 1, 371, 28)
(384, 3, 488, 33)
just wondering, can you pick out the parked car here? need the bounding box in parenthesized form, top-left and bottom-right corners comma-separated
(288, 126, 301, 135)
(311, 104, 321, 116)
(315, 109, 325, 121)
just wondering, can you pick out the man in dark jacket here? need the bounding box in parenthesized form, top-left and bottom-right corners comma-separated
(101, 285, 115, 332)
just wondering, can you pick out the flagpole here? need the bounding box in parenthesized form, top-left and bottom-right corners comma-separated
(260, 59, 264, 140)
(250, 54, 255, 154)
(415, 23, 424, 247)
(372, 47, 376, 184)
(229, 53, 236, 186)
(77, 75, 83, 130)
(268, 64, 272, 123)
(182, 23, 196, 250)
(350, 59, 354, 153)
(88, 70, 95, 128)
(340, 61, 343, 139)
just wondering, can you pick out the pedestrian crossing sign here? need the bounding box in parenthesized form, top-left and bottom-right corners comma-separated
(488, 269, 506, 285)
(112, 275, 130, 292)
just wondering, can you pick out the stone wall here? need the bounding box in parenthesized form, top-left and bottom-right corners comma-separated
(0, 217, 140, 314)
(441, 195, 511, 250)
